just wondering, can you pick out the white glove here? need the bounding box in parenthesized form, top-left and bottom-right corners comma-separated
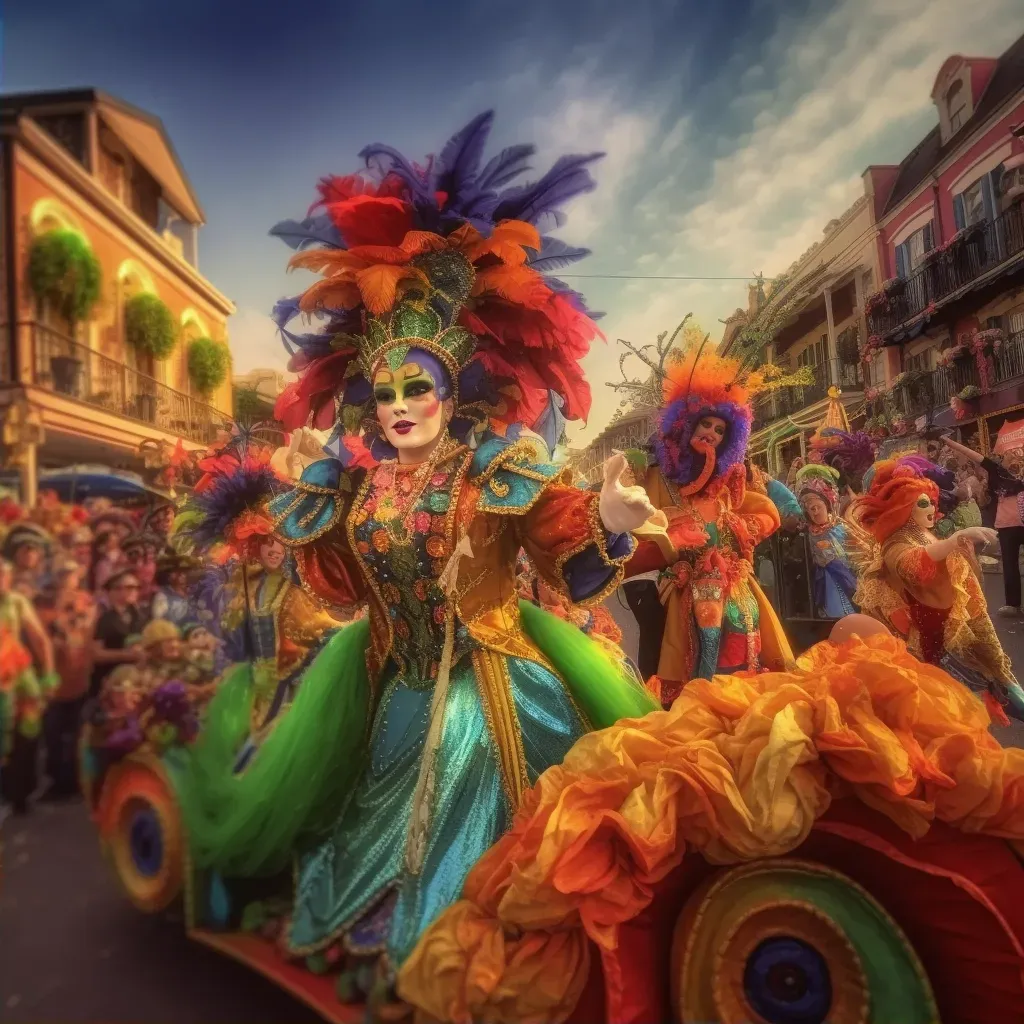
(598, 453, 656, 535)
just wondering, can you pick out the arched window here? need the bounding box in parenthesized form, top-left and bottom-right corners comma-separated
(947, 80, 967, 133)
(117, 260, 157, 379)
(29, 200, 90, 339)
(179, 308, 208, 395)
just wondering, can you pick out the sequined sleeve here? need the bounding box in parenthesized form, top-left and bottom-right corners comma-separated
(269, 458, 367, 608)
(888, 542, 938, 587)
(520, 484, 635, 607)
(276, 586, 342, 678)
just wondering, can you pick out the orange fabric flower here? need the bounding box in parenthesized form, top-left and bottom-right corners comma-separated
(426, 535, 447, 559)
(398, 633, 1024, 1023)
(371, 530, 390, 554)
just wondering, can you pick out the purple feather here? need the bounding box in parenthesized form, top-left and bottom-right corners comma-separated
(433, 111, 494, 207)
(183, 462, 284, 551)
(477, 144, 535, 191)
(358, 142, 432, 202)
(526, 237, 591, 272)
(492, 152, 604, 225)
(269, 213, 344, 251)
(271, 298, 353, 359)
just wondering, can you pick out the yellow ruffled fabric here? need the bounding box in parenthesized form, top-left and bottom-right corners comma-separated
(397, 634, 1024, 1024)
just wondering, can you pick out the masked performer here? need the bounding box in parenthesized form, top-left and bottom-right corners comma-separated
(849, 459, 1022, 718)
(179, 112, 658, 1003)
(174, 438, 345, 751)
(624, 348, 793, 702)
(794, 463, 858, 617)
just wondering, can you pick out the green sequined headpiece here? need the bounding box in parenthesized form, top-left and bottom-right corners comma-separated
(358, 250, 478, 387)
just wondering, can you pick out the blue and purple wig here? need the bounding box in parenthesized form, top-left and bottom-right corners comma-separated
(654, 348, 752, 490)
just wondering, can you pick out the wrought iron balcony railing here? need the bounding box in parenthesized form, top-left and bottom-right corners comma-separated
(868, 202, 1024, 337)
(751, 358, 862, 433)
(27, 321, 233, 446)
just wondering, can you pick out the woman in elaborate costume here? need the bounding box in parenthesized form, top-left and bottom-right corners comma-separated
(180, 110, 657, 1003)
(794, 462, 858, 617)
(624, 346, 793, 702)
(849, 458, 1023, 718)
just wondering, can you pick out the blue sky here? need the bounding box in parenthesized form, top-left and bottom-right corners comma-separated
(4, 0, 1024, 443)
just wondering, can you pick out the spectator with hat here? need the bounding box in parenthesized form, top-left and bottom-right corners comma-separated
(2, 522, 51, 601)
(91, 568, 147, 699)
(151, 552, 199, 631)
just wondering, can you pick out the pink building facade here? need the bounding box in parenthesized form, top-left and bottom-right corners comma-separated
(860, 35, 1024, 452)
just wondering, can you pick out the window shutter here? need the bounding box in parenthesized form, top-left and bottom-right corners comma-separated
(981, 173, 997, 223)
(923, 221, 934, 251)
(953, 193, 966, 230)
(990, 164, 1005, 207)
(895, 242, 909, 279)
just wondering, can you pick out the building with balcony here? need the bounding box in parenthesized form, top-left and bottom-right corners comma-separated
(232, 367, 288, 423)
(862, 32, 1024, 453)
(569, 405, 657, 486)
(0, 88, 235, 503)
(719, 196, 882, 475)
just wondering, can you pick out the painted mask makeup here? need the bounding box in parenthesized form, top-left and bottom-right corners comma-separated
(691, 414, 727, 452)
(373, 360, 448, 457)
(911, 493, 936, 531)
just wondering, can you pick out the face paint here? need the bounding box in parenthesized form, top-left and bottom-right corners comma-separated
(691, 414, 728, 452)
(911, 493, 936, 530)
(374, 360, 449, 460)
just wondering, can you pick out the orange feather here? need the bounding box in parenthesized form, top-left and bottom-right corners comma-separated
(472, 264, 550, 308)
(356, 264, 428, 316)
(289, 249, 366, 274)
(298, 278, 362, 312)
(464, 219, 540, 267)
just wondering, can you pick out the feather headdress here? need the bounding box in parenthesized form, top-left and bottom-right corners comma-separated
(269, 111, 604, 464)
(794, 463, 841, 512)
(173, 436, 287, 562)
(808, 427, 876, 482)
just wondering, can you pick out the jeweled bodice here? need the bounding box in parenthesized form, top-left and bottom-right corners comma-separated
(350, 452, 471, 682)
(807, 521, 846, 567)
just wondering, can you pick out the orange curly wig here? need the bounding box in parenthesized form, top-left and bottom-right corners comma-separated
(849, 459, 939, 543)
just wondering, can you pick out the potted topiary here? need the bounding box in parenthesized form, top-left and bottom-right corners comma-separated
(124, 293, 175, 421)
(27, 229, 102, 398)
(186, 336, 231, 399)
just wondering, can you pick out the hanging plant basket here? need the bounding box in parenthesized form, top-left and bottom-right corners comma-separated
(27, 229, 102, 327)
(125, 293, 176, 360)
(186, 336, 231, 397)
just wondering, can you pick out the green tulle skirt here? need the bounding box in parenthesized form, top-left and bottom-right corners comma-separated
(175, 602, 656, 966)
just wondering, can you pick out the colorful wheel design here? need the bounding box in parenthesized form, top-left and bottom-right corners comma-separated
(96, 755, 184, 913)
(671, 859, 939, 1024)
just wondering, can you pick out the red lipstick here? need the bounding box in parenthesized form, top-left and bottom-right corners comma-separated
(393, 420, 414, 435)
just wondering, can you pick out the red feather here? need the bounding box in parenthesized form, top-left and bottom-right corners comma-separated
(308, 174, 374, 216)
(274, 349, 354, 431)
(327, 195, 413, 248)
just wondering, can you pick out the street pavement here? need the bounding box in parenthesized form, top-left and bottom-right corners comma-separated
(3, 578, 1024, 1023)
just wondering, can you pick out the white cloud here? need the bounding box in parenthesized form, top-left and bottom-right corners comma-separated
(571, 0, 1024, 446)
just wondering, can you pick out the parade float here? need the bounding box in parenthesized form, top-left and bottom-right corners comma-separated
(81, 113, 1024, 1024)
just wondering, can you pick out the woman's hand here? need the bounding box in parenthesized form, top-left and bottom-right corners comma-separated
(599, 454, 656, 534)
(956, 526, 997, 550)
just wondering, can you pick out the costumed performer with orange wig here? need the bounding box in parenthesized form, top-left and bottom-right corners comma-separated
(625, 344, 793, 704)
(849, 458, 1024, 719)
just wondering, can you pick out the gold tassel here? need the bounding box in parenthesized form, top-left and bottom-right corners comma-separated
(404, 534, 474, 875)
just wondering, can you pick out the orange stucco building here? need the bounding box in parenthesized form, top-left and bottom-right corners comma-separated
(0, 88, 235, 503)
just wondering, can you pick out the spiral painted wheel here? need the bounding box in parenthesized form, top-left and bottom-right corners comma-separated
(96, 755, 184, 913)
(672, 859, 939, 1024)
